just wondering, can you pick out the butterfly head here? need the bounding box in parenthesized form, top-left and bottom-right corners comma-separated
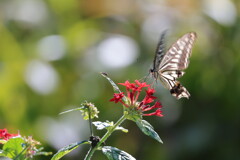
(149, 68, 159, 80)
(149, 68, 154, 73)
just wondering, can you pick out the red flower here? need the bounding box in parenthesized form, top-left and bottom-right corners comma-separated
(140, 88, 157, 105)
(141, 101, 162, 111)
(110, 92, 124, 103)
(0, 128, 7, 137)
(134, 80, 150, 90)
(143, 109, 163, 117)
(110, 80, 163, 117)
(145, 88, 155, 96)
(118, 80, 135, 89)
(110, 92, 128, 108)
(0, 128, 20, 141)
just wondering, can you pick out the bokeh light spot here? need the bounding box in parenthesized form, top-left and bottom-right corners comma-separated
(203, 0, 237, 26)
(24, 60, 59, 95)
(13, 0, 48, 26)
(38, 35, 66, 61)
(97, 35, 139, 69)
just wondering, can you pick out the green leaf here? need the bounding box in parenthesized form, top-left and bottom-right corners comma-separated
(100, 72, 128, 103)
(115, 126, 128, 133)
(92, 121, 112, 130)
(100, 72, 122, 93)
(2, 137, 26, 159)
(92, 121, 128, 133)
(51, 140, 89, 160)
(102, 146, 136, 160)
(136, 119, 163, 143)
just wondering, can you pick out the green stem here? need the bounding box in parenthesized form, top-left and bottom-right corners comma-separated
(84, 114, 127, 160)
(13, 144, 28, 160)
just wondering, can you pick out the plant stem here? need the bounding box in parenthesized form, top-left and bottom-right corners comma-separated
(13, 145, 28, 160)
(88, 107, 93, 136)
(84, 114, 127, 160)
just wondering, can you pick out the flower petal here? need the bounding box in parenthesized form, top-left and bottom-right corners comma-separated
(145, 88, 155, 95)
(143, 101, 162, 111)
(0, 128, 20, 141)
(143, 109, 163, 117)
(119, 80, 136, 89)
(135, 80, 150, 88)
(109, 92, 124, 103)
(142, 95, 157, 105)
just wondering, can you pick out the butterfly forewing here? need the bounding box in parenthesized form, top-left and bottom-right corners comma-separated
(152, 30, 167, 72)
(159, 32, 197, 72)
(152, 32, 197, 99)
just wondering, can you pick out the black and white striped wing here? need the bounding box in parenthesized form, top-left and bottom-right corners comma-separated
(158, 32, 197, 99)
(152, 31, 167, 72)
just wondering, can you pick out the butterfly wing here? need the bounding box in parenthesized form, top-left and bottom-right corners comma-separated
(159, 32, 197, 72)
(152, 30, 167, 73)
(158, 32, 197, 99)
(159, 74, 190, 99)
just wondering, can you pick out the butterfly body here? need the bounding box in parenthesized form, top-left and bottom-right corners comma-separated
(150, 32, 197, 99)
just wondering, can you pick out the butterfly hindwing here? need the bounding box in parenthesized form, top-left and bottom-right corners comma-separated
(159, 74, 190, 99)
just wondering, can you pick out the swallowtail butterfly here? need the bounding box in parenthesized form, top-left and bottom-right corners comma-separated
(150, 32, 197, 99)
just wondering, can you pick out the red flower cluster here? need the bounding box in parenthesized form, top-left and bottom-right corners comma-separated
(110, 80, 163, 117)
(0, 128, 20, 141)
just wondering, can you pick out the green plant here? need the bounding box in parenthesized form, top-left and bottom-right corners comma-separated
(52, 73, 163, 160)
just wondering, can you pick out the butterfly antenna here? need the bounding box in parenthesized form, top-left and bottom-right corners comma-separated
(138, 71, 149, 82)
(143, 71, 151, 82)
(88, 107, 94, 136)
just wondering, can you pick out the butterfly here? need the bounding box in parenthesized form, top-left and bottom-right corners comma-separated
(150, 32, 197, 99)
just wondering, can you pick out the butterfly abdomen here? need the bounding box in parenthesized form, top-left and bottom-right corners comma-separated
(170, 82, 190, 99)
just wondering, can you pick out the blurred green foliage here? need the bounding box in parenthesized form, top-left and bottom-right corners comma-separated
(0, 0, 240, 160)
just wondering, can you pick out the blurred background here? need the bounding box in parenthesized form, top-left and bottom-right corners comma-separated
(0, 0, 240, 159)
